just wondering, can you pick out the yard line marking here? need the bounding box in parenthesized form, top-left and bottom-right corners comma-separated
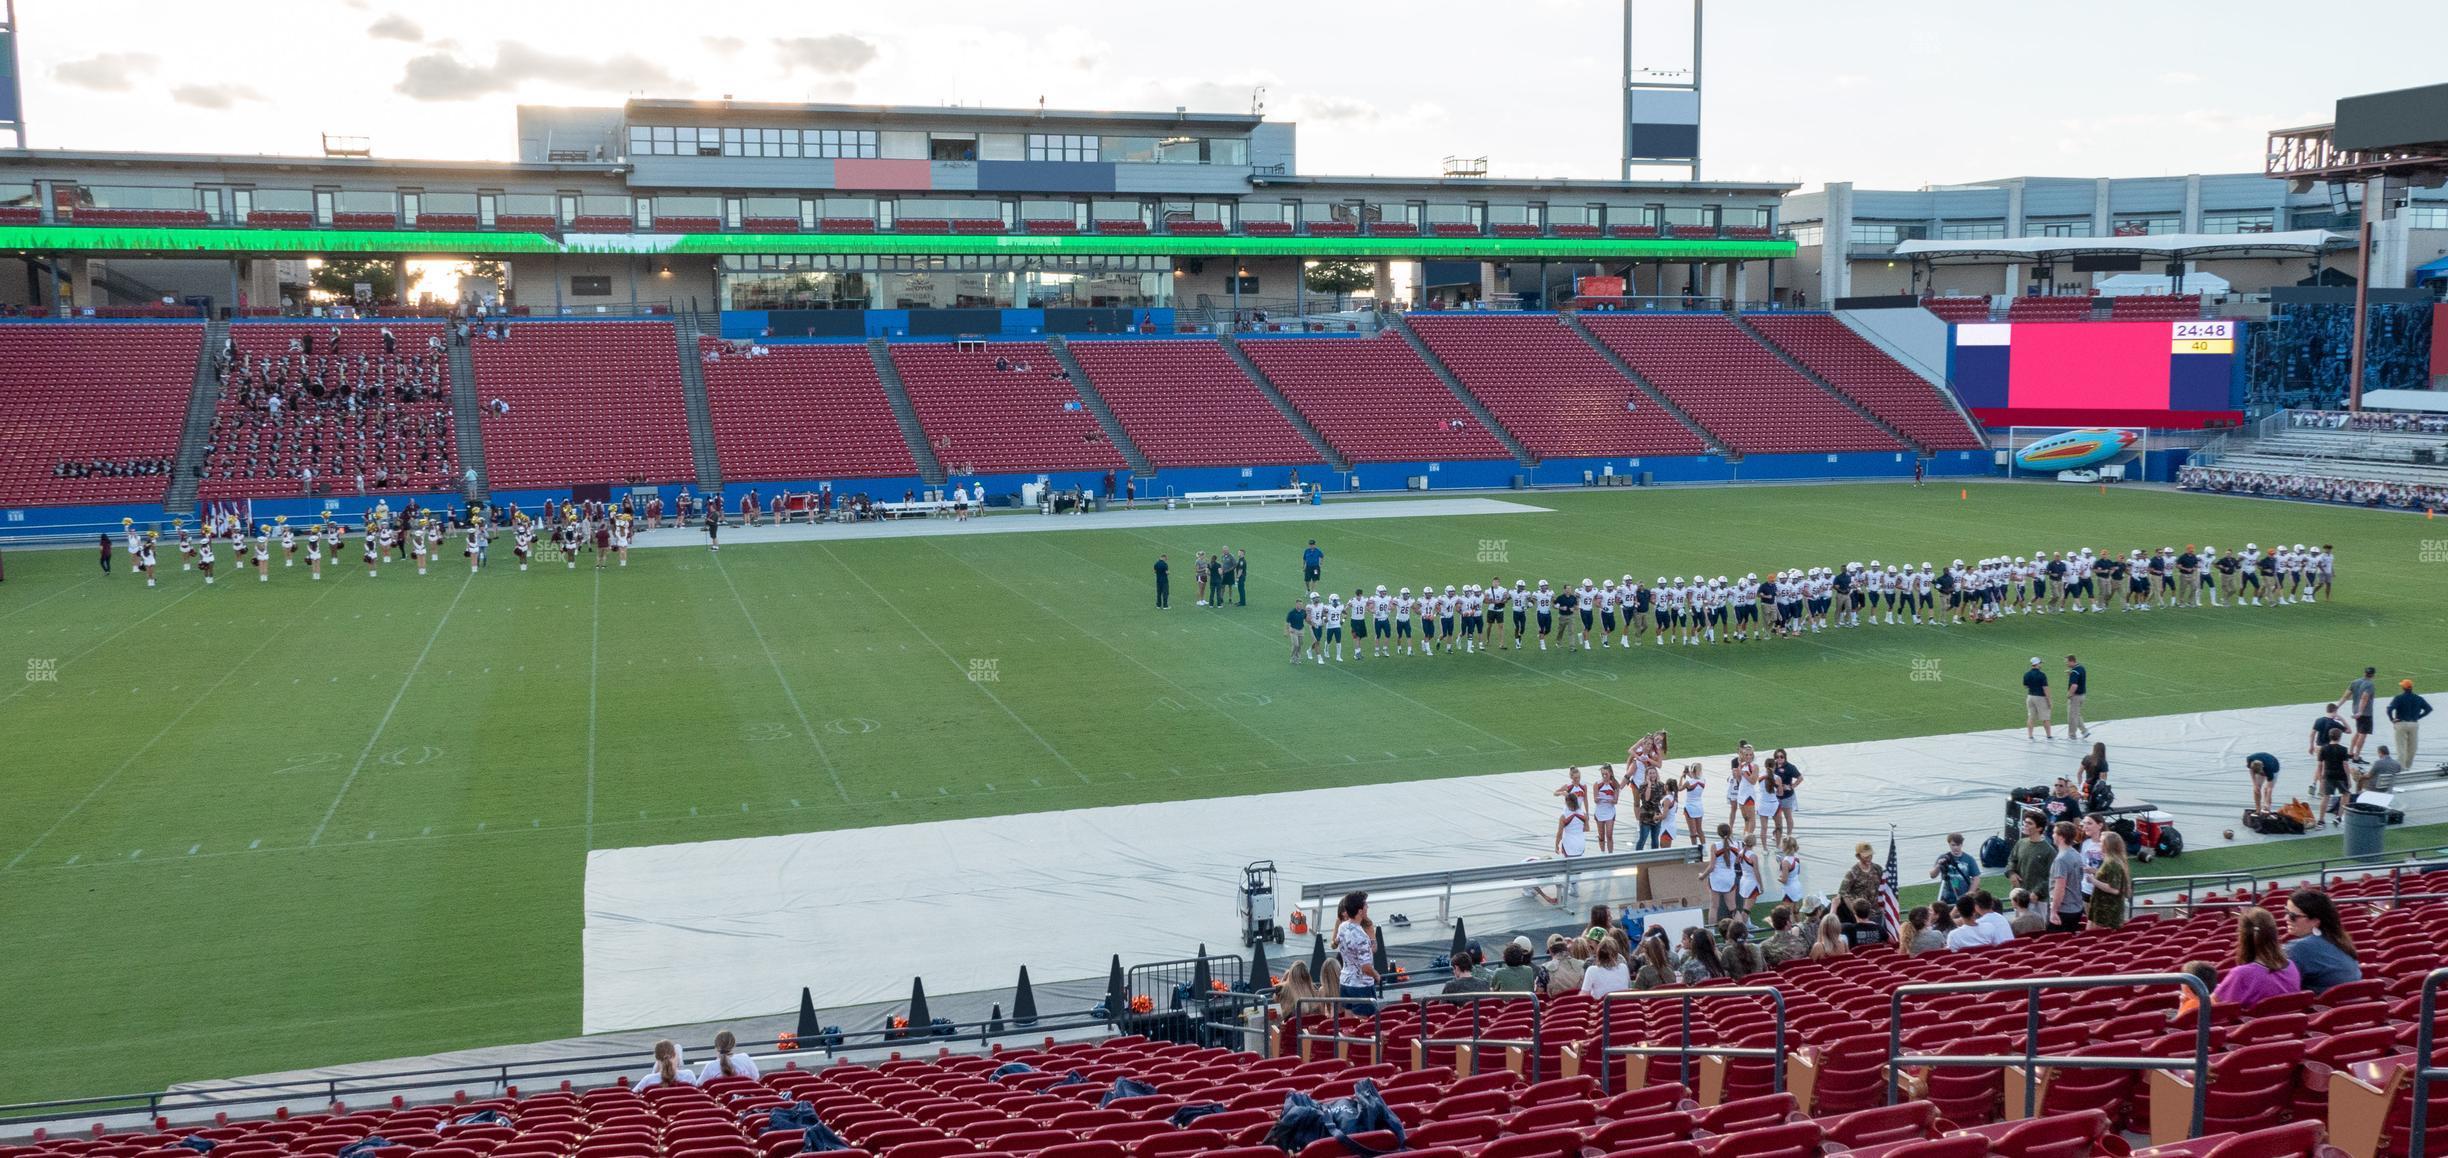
(709, 553, 849, 802)
(819, 543, 1088, 783)
(4, 575, 347, 871)
(308, 571, 475, 846)
(585, 569, 602, 849)
(0, 574, 101, 624)
(920, 539, 1300, 759)
(0, 585, 203, 709)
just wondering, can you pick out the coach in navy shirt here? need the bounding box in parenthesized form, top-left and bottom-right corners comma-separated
(2022, 658, 2053, 741)
(1302, 540, 1324, 594)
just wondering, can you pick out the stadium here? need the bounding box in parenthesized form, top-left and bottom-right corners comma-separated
(6, 5, 2448, 1158)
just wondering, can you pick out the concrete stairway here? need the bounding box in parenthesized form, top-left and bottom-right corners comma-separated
(445, 334, 489, 506)
(1218, 336, 1350, 471)
(672, 312, 725, 492)
(1046, 337, 1154, 479)
(1384, 313, 1537, 468)
(1730, 314, 1924, 456)
(868, 339, 947, 485)
(1558, 313, 1731, 456)
(163, 319, 225, 515)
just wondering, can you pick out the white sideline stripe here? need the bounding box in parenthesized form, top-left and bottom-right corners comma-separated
(580, 699, 2439, 1034)
(626, 497, 1550, 550)
(308, 573, 474, 846)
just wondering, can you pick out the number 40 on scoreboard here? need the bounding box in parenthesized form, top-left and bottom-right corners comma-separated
(2172, 320, 2234, 355)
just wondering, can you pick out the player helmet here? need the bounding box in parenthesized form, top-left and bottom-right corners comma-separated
(1515, 579, 1527, 588)
(1746, 572, 1757, 581)
(1328, 593, 1341, 602)
(1376, 584, 1387, 593)
(1399, 586, 1411, 595)
(2246, 542, 2257, 550)
(1656, 576, 1667, 585)
(1603, 578, 1616, 587)
(1538, 579, 1550, 587)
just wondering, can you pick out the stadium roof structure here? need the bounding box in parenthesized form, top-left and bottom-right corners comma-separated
(1891, 229, 2349, 263)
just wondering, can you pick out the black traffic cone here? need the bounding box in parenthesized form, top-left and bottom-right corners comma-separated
(907, 977, 931, 1036)
(1013, 965, 1039, 1027)
(796, 987, 820, 1041)
(1105, 955, 1128, 1025)
(1450, 918, 1469, 966)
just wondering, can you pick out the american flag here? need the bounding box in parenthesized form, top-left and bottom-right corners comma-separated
(1879, 833, 1904, 941)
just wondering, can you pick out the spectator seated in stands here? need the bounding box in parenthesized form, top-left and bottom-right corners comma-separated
(2283, 887, 2363, 994)
(1543, 933, 1585, 995)
(1496, 938, 1543, 991)
(2211, 907, 2302, 1010)
(1440, 951, 1490, 995)
(1945, 889, 2016, 950)
(1718, 918, 1767, 979)
(2178, 464, 2448, 510)
(2009, 888, 2048, 936)
(2171, 960, 2218, 1021)
(1678, 925, 1726, 983)
(1273, 960, 1339, 1020)
(636, 1039, 698, 1090)
(1761, 904, 1812, 965)
(55, 457, 170, 478)
(1810, 911, 1849, 960)
(1581, 935, 1633, 998)
(696, 1029, 760, 1083)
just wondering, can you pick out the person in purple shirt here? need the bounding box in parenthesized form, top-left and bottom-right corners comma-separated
(2211, 907, 2302, 1010)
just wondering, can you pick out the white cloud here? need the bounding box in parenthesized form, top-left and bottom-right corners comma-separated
(775, 34, 878, 75)
(368, 14, 425, 42)
(172, 82, 265, 110)
(54, 52, 157, 92)
(396, 42, 683, 101)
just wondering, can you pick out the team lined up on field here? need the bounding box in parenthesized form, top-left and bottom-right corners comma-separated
(116, 501, 645, 587)
(1281, 545, 2338, 663)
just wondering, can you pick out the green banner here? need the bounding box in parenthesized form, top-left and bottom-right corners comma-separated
(0, 224, 1793, 263)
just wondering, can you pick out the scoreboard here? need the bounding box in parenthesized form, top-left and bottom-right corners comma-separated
(1950, 319, 2241, 427)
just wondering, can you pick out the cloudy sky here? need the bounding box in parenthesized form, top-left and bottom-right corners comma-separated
(13, 0, 2448, 190)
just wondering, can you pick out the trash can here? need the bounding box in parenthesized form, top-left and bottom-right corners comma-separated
(2344, 800, 2388, 859)
(1639, 471, 1654, 487)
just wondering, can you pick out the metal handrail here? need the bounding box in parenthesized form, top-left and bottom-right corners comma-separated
(1596, 984, 1787, 1096)
(2131, 854, 2448, 919)
(2413, 967, 2448, 1158)
(1410, 992, 1546, 1082)
(0, 1007, 1116, 1132)
(1291, 996, 1393, 1066)
(1885, 972, 2212, 1137)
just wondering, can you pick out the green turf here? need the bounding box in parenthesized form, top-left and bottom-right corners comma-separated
(3, 481, 2444, 1103)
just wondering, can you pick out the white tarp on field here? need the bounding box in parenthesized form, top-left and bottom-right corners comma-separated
(582, 700, 2438, 1034)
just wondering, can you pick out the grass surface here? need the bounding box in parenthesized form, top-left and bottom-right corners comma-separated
(3, 482, 2444, 1102)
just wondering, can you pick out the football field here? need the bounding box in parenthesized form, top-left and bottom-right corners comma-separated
(3, 481, 2443, 1103)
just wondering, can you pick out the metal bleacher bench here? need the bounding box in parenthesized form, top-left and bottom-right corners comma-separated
(1297, 847, 1696, 927)
(1182, 488, 1308, 507)
(872, 500, 959, 519)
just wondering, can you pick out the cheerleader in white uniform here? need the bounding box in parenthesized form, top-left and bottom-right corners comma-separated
(1553, 792, 1589, 901)
(196, 540, 217, 585)
(137, 533, 158, 587)
(252, 525, 272, 581)
(1704, 822, 1741, 921)
(1679, 763, 1708, 847)
(410, 521, 430, 575)
(279, 518, 297, 567)
(362, 528, 381, 578)
(305, 524, 324, 580)
(1776, 836, 1808, 906)
(1591, 766, 1621, 854)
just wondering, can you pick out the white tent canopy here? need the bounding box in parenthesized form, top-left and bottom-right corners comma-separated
(2360, 389, 2448, 413)
(1893, 229, 2347, 262)
(2091, 271, 2231, 296)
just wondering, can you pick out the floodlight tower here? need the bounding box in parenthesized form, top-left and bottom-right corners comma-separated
(1621, 0, 1702, 181)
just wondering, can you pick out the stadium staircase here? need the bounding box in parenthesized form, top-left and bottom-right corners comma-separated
(1218, 336, 1352, 471)
(1046, 337, 1154, 480)
(672, 312, 725, 494)
(1557, 313, 1728, 456)
(867, 339, 948, 486)
(1385, 313, 1537, 468)
(163, 319, 226, 515)
(445, 336, 489, 506)
(1731, 314, 1928, 455)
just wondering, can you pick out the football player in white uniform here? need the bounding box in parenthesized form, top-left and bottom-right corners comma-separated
(1323, 593, 1346, 662)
